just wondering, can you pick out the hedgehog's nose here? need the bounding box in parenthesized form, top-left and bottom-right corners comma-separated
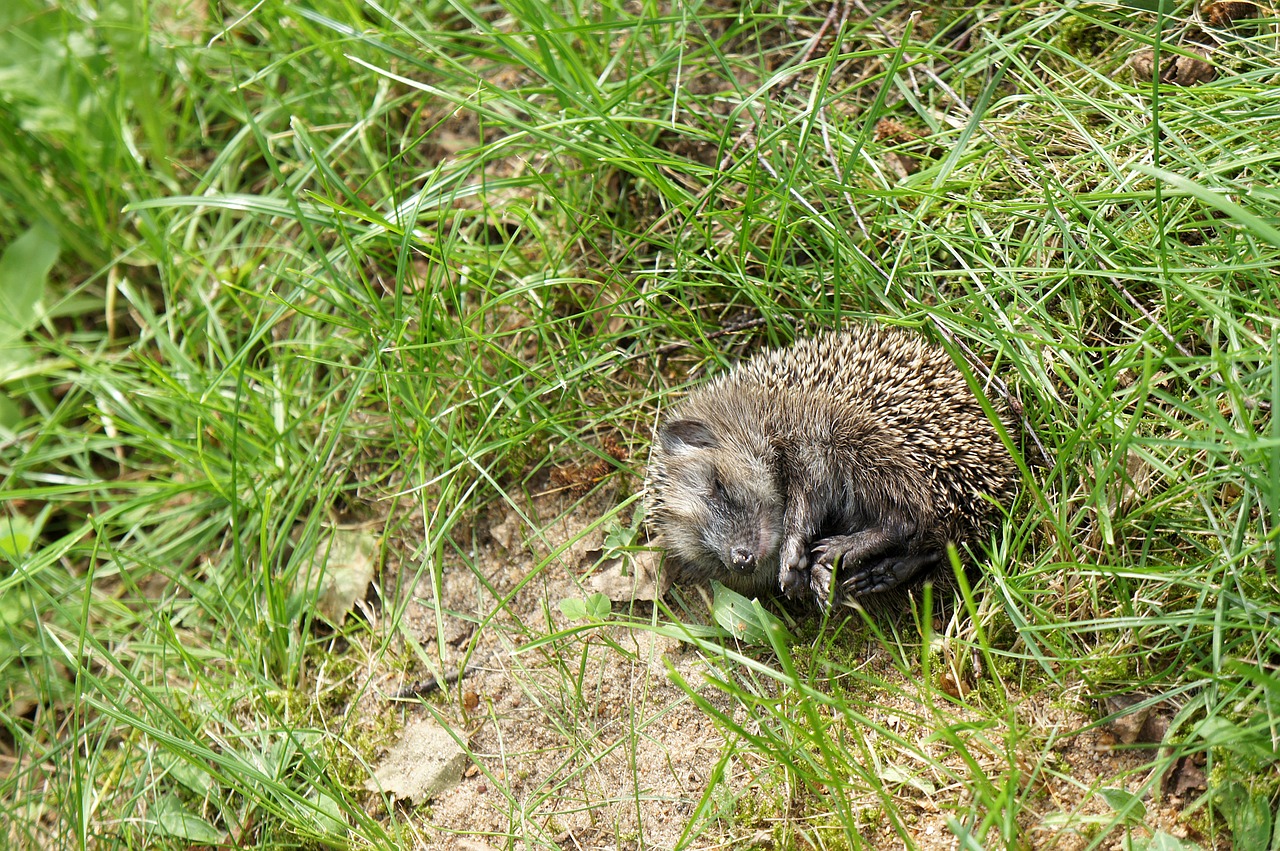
(730, 547, 756, 569)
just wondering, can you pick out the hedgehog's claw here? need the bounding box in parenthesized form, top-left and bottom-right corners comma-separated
(778, 537, 810, 598)
(779, 562, 809, 598)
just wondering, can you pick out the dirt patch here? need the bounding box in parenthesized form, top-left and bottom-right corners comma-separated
(366, 481, 760, 847)
(347, 477, 1221, 849)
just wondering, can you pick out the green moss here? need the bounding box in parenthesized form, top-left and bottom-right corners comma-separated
(1058, 17, 1118, 59)
(1084, 653, 1140, 688)
(330, 708, 403, 789)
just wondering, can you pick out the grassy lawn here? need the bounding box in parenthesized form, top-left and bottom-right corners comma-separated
(2, 0, 1279, 847)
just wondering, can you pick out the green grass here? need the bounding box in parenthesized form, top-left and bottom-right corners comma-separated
(3, 0, 1280, 847)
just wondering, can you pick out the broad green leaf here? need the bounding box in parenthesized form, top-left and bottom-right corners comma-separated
(559, 597, 589, 620)
(149, 794, 223, 843)
(303, 790, 349, 835)
(559, 592, 611, 621)
(0, 222, 59, 345)
(1214, 780, 1272, 851)
(1098, 786, 1146, 823)
(880, 765, 938, 796)
(0, 392, 19, 431)
(0, 514, 36, 560)
(1193, 716, 1277, 764)
(584, 591, 611, 619)
(710, 582, 788, 644)
(161, 754, 215, 798)
(0, 588, 33, 627)
(1130, 830, 1204, 850)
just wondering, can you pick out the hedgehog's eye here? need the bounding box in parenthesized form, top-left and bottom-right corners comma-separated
(712, 476, 729, 502)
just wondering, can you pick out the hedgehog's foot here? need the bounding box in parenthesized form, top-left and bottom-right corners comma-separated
(808, 560, 834, 610)
(778, 537, 810, 599)
(808, 531, 891, 608)
(840, 551, 942, 599)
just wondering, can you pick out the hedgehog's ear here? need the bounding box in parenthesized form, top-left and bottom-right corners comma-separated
(659, 419, 720, 454)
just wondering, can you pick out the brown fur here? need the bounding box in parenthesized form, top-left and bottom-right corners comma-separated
(645, 325, 1019, 607)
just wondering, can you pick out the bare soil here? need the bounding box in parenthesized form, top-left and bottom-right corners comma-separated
(352, 480, 1220, 850)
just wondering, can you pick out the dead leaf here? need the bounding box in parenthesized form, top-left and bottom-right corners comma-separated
(1116, 449, 1157, 514)
(301, 529, 378, 626)
(550, 435, 629, 496)
(1202, 0, 1266, 27)
(1164, 754, 1208, 798)
(874, 119, 928, 179)
(939, 669, 970, 699)
(882, 152, 920, 180)
(874, 118, 920, 144)
(585, 550, 670, 602)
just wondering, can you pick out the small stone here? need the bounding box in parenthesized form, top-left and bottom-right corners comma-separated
(364, 718, 468, 803)
(1130, 47, 1216, 86)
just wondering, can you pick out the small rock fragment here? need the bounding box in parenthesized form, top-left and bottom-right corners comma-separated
(1130, 46, 1216, 86)
(1102, 694, 1172, 745)
(364, 718, 468, 803)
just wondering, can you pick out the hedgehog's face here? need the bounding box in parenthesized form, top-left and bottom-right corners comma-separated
(651, 418, 783, 588)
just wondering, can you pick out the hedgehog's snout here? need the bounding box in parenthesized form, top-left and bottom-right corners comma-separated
(714, 508, 780, 575)
(722, 539, 766, 574)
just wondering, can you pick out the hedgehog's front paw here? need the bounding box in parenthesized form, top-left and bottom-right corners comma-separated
(808, 561, 834, 610)
(810, 537, 856, 608)
(778, 538, 810, 598)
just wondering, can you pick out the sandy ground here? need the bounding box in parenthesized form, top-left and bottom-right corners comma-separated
(350, 477, 1220, 851)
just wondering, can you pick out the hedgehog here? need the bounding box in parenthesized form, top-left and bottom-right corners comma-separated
(645, 325, 1019, 609)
